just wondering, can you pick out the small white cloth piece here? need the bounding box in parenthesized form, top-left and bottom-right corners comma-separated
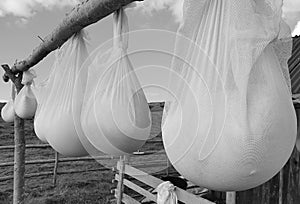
(14, 70, 37, 119)
(1, 100, 15, 122)
(155, 181, 178, 204)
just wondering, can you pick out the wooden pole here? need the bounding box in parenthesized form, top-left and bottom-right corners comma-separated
(226, 192, 236, 204)
(13, 73, 25, 204)
(166, 157, 170, 176)
(278, 168, 284, 204)
(53, 151, 59, 186)
(116, 156, 126, 204)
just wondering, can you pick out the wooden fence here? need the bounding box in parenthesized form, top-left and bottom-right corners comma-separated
(0, 142, 171, 185)
(0, 144, 114, 185)
(113, 156, 215, 204)
(0, 140, 299, 204)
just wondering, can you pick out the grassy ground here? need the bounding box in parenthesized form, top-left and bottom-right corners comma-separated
(0, 103, 165, 204)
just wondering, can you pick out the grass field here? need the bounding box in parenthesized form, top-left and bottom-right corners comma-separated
(0, 102, 166, 204)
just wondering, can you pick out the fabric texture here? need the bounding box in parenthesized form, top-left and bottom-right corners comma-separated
(14, 70, 37, 119)
(34, 30, 96, 156)
(162, 0, 296, 191)
(155, 181, 178, 204)
(1, 84, 15, 123)
(81, 8, 151, 156)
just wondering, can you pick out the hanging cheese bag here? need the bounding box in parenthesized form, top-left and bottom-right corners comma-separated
(81, 9, 151, 156)
(34, 30, 95, 156)
(162, 0, 296, 191)
(14, 70, 37, 119)
(1, 84, 16, 123)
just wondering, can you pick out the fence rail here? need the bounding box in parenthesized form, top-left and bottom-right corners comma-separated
(0, 142, 170, 187)
(0, 144, 51, 150)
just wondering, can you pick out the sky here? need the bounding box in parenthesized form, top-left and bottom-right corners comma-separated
(0, 0, 300, 102)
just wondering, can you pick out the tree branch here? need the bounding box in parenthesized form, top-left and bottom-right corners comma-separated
(1, 64, 16, 84)
(4, 0, 142, 76)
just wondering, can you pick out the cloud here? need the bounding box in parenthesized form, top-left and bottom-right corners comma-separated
(283, 0, 300, 36)
(137, 0, 184, 23)
(0, 0, 79, 18)
(292, 21, 300, 36)
(283, 0, 300, 13)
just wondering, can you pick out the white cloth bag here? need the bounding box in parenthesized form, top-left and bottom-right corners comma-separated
(162, 0, 296, 191)
(81, 9, 151, 156)
(1, 84, 15, 123)
(1, 89, 15, 123)
(14, 70, 37, 119)
(34, 30, 95, 156)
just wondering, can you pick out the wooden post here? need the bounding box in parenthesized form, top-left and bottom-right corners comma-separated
(278, 169, 283, 204)
(166, 158, 170, 176)
(53, 151, 59, 186)
(116, 155, 126, 204)
(226, 192, 236, 204)
(13, 73, 25, 204)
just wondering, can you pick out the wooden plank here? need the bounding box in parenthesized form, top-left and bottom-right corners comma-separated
(114, 190, 141, 204)
(118, 162, 162, 188)
(226, 192, 236, 204)
(117, 156, 126, 204)
(123, 193, 141, 204)
(120, 163, 215, 204)
(115, 174, 157, 202)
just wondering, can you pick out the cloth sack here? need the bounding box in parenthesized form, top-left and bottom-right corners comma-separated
(14, 70, 37, 119)
(162, 0, 296, 191)
(81, 9, 151, 156)
(34, 30, 95, 156)
(1, 84, 16, 123)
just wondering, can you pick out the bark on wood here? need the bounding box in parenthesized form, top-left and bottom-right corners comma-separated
(13, 74, 25, 204)
(116, 156, 126, 204)
(2, 0, 142, 76)
(52, 151, 59, 186)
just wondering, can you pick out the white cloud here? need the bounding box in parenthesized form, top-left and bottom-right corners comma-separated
(283, 0, 300, 36)
(283, 0, 300, 13)
(292, 21, 300, 36)
(137, 0, 300, 29)
(0, 0, 79, 18)
(137, 0, 184, 23)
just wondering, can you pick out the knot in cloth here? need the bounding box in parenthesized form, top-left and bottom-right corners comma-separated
(22, 70, 37, 85)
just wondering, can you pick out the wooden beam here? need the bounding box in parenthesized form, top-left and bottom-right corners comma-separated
(115, 174, 157, 202)
(2, 0, 142, 77)
(121, 164, 215, 204)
